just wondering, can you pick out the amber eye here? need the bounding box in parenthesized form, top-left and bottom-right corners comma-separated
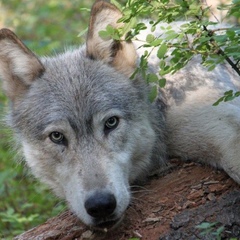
(105, 117, 119, 131)
(49, 132, 65, 144)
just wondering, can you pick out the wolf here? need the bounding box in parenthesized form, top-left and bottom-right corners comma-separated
(0, 0, 239, 229)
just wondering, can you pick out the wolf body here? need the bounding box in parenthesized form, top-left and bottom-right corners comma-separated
(0, 0, 240, 228)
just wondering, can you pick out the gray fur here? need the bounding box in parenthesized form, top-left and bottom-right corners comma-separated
(0, 0, 240, 228)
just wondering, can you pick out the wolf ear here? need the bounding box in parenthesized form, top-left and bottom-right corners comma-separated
(0, 28, 45, 103)
(86, 0, 137, 77)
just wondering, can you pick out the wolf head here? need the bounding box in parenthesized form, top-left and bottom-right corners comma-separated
(0, 1, 166, 227)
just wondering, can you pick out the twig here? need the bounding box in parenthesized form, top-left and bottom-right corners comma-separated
(202, 24, 240, 76)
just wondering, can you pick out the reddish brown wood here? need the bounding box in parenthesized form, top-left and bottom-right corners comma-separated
(15, 161, 240, 240)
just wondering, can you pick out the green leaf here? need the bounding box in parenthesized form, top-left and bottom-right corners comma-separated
(224, 95, 235, 102)
(79, 7, 90, 12)
(213, 96, 225, 106)
(151, 24, 156, 32)
(159, 60, 166, 69)
(165, 30, 178, 40)
(208, 64, 216, 71)
(149, 85, 158, 102)
(147, 73, 159, 83)
(77, 27, 88, 37)
(235, 91, 240, 97)
(226, 29, 236, 39)
(122, 17, 137, 38)
(159, 65, 171, 75)
(98, 25, 121, 40)
(159, 78, 166, 88)
(157, 43, 168, 59)
(146, 34, 155, 43)
(151, 38, 162, 47)
(213, 90, 240, 105)
(98, 30, 111, 40)
(213, 35, 227, 43)
(224, 90, 233, 96)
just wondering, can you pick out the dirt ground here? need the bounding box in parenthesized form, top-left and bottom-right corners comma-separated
(15, 160, 240, 240)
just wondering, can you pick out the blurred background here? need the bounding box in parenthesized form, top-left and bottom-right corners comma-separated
(0, 0, 235, 239)
(0, 1, 94, 239)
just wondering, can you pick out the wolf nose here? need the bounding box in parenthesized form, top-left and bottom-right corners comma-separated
(84, 191, 117, 218)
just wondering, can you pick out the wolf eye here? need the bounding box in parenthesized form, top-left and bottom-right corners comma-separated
(49, 132, 65, 144)
(105, 117, 119, 131)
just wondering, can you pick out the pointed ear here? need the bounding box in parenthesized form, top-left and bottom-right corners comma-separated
(86, 0, 137, 77)
(0, 28, 45, 103)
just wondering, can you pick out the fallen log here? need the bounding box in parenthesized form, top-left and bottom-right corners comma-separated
(15, 160, 240, 240)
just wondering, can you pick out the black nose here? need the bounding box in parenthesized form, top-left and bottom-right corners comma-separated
(84, 191, 117, 219)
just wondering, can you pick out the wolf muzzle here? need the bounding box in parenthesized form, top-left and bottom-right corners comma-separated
(84, 190, 117, 220)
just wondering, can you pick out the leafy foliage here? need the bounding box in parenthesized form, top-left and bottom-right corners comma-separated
(0, 104, 66, 239)
(213, 89, 240, 105)
(0, 0, 93, 54)
(0, 0, 240, 239)
(101, 0, 240, 102)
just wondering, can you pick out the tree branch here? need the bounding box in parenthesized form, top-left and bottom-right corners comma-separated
(202, 24, 240, 77)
